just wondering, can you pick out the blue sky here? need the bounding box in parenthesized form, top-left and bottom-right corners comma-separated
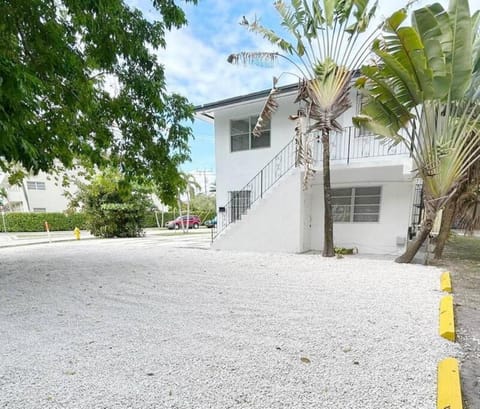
(130, 0, 477, 172)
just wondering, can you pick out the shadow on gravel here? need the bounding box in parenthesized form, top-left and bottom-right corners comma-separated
(433, 234, 480, 409)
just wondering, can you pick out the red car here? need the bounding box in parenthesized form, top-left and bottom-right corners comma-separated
(166, 215, 201, 230)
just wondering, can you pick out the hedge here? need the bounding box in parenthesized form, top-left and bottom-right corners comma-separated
(2, 210, 217, 232)
(3, 212, 88, 232)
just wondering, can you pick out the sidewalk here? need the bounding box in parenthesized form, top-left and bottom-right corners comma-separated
(0, 227, 212, 248)
(0, 230, 95, 248)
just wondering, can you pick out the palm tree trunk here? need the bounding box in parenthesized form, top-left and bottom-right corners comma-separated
(322, 129, 335, 257)
(433, 197, 458, 260)
(396, 208, 436, 263)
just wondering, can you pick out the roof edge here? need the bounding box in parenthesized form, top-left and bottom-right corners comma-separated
(194, 83, 299, 114)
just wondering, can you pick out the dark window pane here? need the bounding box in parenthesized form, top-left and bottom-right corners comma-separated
(333, 205, 351, 222)
(353, 213, 379, 222)
(231, 133, 249, 152)
(355, 195, 381, 205)
(355, 186, 381, 196)
(332, 196, 351, 205)
(251, 130, 270, 149)
(231, 119, 249, 135)
(354, 205, 380, 214)
(332, 188, 352, 197)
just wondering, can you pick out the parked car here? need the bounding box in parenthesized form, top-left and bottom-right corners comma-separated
(166, 215, 201, 230)
(204, 216, 217, 228)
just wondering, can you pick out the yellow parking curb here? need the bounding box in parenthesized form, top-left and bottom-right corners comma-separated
(437, 357, 463, 409)
(439, 295, 455, 341)
(440, 272, 452, 293)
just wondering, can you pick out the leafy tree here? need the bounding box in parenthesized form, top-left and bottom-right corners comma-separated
(354, 0, 480, 263)
(228, 0, 379, 257)
(70, 169, 153, 238)
(0, 0, 196, 204)
(190, 193, 216, 217)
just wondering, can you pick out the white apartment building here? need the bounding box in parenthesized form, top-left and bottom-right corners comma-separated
(0, 172, 75, 213)
(196, 84, 422, 255)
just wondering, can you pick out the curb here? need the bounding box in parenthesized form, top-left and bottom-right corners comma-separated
(437, 357, 463, 409)
(439, 295, 455, 342)
(0, 237, 96, 249)
(440, 271, 452, 293)
(437, 272, 462, 409)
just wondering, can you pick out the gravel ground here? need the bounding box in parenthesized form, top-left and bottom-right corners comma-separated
(0, 238, 459, 408)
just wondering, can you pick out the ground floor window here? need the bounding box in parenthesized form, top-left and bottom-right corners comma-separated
(332, 186, 381, 222)
(229, 190, 251, 223)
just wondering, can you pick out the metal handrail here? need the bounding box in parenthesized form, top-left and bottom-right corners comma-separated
(313, 126, 411, 164)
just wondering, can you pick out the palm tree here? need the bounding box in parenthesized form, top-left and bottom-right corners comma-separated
(228, 0, 379, 257)
(354, 0, 480, 263)
(177, 172, 200, 233)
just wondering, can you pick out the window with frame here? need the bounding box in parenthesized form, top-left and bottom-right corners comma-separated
(26, 181, 46, 190)
(230, 116, 270, 152)
(33, 208, 46, 213)
(332, 186, 381, 223)
(229, 190, 251, 222)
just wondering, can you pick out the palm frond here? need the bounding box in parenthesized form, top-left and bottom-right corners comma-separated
(227, 52, 279, 67)
(252, 86, 279, 138)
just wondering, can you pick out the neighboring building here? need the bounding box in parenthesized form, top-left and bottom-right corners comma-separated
(0, 171, 77, 213)
(196, 84, 421, 255)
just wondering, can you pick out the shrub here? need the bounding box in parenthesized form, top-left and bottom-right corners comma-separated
(4, 212, 87, 232)
(70, 169, 153, 238)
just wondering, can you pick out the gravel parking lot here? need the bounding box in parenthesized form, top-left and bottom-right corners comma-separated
(0, 238, 458, 408)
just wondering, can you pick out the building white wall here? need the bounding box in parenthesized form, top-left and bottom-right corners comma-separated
(208, 85, 416, 255)
(213, 169, 305, 253)
(1, 171, 79, 213)
(214, 92, 298, 210)
(309, 162, 415, 255)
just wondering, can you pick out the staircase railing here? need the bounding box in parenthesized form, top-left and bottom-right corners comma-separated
(214, 138, 297, 238)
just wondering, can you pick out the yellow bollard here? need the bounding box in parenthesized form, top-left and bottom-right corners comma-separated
(73, 227, 81, 240)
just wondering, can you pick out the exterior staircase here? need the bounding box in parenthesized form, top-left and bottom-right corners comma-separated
(214, 138, 297, 240)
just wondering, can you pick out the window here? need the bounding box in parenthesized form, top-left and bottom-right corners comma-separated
(332, 186, 381, 223)
(229, 190, 251, 222)
(33, 208, 46, 213)
(27, 181, 46, 190)
(230, 116, 270, 152)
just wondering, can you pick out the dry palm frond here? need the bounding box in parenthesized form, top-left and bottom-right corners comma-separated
(456, 159, 480, 232)
(227, 52, 278, 67)
(252, 85, 279, 137)
(291, 113, 316, 190)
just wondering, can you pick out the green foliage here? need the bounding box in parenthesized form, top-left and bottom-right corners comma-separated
(142, 211, 181, 227)
(0, 0, 197, 205)
(70, 169, 153, 238)
(355, 0, 480, 208)
(3, 212, 87, 232)
(190, 193, 215, 215)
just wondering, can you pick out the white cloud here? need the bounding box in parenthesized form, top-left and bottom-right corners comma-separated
(153, 0, 299, 105)
(158, 27, 282, 105)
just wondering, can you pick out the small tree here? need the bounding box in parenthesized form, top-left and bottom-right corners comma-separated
(355, 0, 480, 263)
(70, 169, 152, 238)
